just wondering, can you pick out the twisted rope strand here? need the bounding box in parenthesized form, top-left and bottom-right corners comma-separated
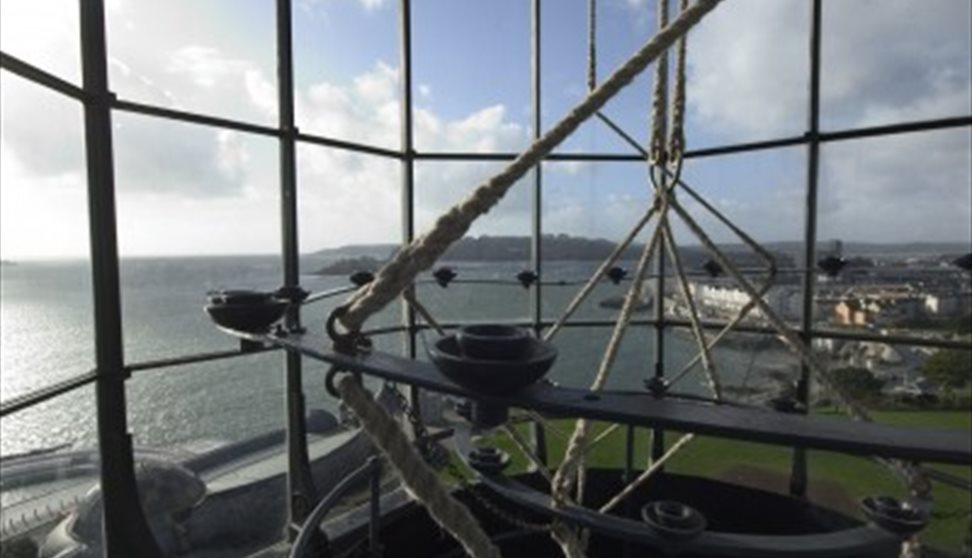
(339, 0, 722, 332)
(544, 206, 657, 341)
(337, 375, 501, 558)
(660, 219, 722, 399)
(650, 0, 670, 164)
(600, 432, 695, 514)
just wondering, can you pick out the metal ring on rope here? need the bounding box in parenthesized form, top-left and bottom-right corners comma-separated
(327, 304, 372, 354)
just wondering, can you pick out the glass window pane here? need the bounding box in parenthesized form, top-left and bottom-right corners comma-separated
(113, 113, 281, 362)
(106, 1, 278, 125)
(297, 144, 403, 333)
(413, 0, 531, 153)
(126, 357, 291, 555)
(1, 386, 102, 555)
(412, 161, 533, 323)
(1, 75, 93, 402)
(0, 0, 81, 85)
(683, 0, 810, 148)
(543, 0, 655, 154)
(293, 0, 401, 149)
(821, 0, 972, 130)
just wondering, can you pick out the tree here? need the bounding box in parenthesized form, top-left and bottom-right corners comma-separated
(831, 367, 885, 400)
(922, 349, 972, 390)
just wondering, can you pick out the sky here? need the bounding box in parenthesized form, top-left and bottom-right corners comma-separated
(0, 0, 970, 259)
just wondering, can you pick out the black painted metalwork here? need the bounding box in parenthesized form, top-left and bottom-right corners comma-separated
(245, 330, 971, 465)
(0, 51, 86, 100)
(0, 371, 99, 418)
(78, 1, 162, 555)
(276, 0, 319, 539)
(452, 426, 903, 557)
(792, 0, 824, 498)
(529, 0, 548, 468)
(289, 456, 383, 558)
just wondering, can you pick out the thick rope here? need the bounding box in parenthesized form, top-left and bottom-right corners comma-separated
(649, 0, 669, 164)
(336, 375, 501, 558)
(587, 0, 597, 92)
(660, 218, 722, 399)
(503, 425, 553, 485)
(544, 206, 657, 341)
(599, 432, 695, 513)
(549, 226, 665, 558)
(669, 0, 689, 160)
(553, 224, 664, 498)
(338, 0, 723, 333)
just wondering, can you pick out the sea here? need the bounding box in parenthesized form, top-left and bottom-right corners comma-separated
(0, 256, 796, 457)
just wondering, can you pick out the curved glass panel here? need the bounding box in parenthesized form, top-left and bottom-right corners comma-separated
(0, 74, 93, 403)
(105, 0, 278, 125)
(413, 0, 531, 154)
(821, 0, 972, 131)
(0, 0, 81, 85)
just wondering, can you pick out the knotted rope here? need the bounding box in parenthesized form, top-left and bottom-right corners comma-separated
(336, 374, 501, 558)
(337, 0, 722, 334)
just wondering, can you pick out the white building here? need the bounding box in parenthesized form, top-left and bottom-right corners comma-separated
(688, 281, 802, 322)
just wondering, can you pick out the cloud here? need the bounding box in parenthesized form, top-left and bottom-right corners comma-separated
(684, 0, 971, 243)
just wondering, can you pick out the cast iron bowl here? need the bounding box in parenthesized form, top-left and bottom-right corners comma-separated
(641, 500, 707, 541)
(205, 290, 288, 333)
(456, 324, 532, 361)
(428, 335, 556, 395)
(860, 496, 929, 537)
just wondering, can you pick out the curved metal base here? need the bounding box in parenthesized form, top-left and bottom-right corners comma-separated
(453, 424, 904, 558)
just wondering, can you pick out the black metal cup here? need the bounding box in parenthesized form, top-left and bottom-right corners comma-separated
(456, 324, 532, 361)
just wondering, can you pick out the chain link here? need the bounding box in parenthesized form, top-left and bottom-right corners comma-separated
(389, 384, 551, 532)
(445, 461, 553, 533)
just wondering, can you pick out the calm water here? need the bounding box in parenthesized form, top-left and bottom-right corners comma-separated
(0, 257, 794, 456)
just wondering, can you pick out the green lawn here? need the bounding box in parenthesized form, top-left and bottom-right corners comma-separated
(478, 410, 971, 553)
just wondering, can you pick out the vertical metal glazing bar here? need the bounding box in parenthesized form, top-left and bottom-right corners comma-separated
(368, 456, 382, 555)
(78, 1, 161, 555)
(277, 0, 318, 537)
(623, 424, 635, 558)
(650, 218, 667, 464)
(791, 0, 823, 498)
(529, 0, 548, 466)
(400, 0, 422, 432)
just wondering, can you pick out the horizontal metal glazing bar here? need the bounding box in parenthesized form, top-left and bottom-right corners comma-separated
(411, 116, 970, 163)
(819, 116, 972, 143)
(111, 100, 403, 159)
(0, 51, 86, 101)
(296, 131, 404, 159)
(303, 284, 362, 305)
(0, 371, 99, 418)
(390, 318, 972, 352)
(125, 345, 279, 374)
(112, 99, 280, 136)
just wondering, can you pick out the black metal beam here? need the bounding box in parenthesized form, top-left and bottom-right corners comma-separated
(0, 371, 99, 418)
(453, 427, 901, 558)
(399, 0, 425, 439)
(241, 330, 972, 464)
(529, 0, 548, 467)
(276, 0, 319, 539)
(792, 0, 824, 498)
(78, 0, 162, 555)
(0, 51, 87, 100)
(112, 98, 279, 136)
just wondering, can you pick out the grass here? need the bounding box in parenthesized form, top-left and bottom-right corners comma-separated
(476, 409, 971, 554)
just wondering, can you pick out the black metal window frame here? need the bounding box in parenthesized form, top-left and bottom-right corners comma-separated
(1, 0, 970, 555)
